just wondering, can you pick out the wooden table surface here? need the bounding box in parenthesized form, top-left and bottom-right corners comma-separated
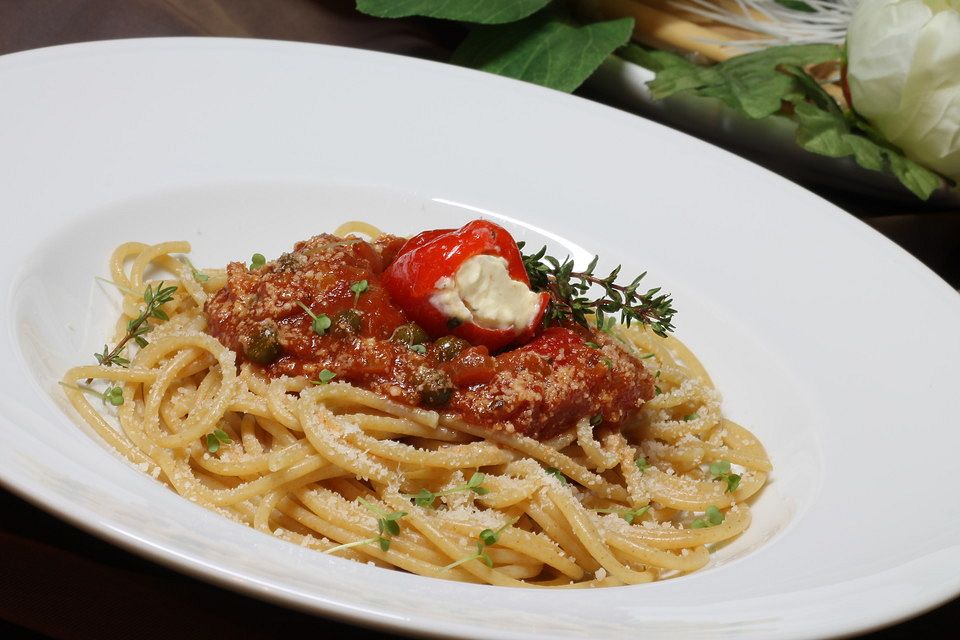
(1, 2, 957, 638)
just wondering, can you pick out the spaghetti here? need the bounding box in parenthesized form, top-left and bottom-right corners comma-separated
(62, 223, 771, 587)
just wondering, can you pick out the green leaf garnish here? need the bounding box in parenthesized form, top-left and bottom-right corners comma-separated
(182, 256, 209, 283)
(451, 10, 634, 93)
(594, 504, 650, 524)
(404, 472, 489, 508)
(635, 456, 650, 473)
(709, 459, 742, 493)
(59, 381, 124, 407)
(408, 344, 427, 354)
(323, 497, 408, 554)
(350, 279, 369, 306)
(773, 0, 815, 11)
(296, 301, 331, 335)
(691, 505, 725, 529)
(585, 341, 600, 349)
(544, 467, 568, 484)
(357, 0, 551, 24)
(205, 428, 232, 453)
(311, 369, 337, 385)
(442, 517, 516, 571)
(683, 412, 699, 421)
(249, 253, 266, 270)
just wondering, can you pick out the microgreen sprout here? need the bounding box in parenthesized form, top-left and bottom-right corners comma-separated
(691, 505, 725, 529)
(709, 459, 742, 493)
(182, 256, 209, 283)
(89, 281, 177, 380)
(683, 412, 699, 421)
(442, 518, 517, 571)
(249, 253, 266, 270)
(59, 381, 125, 407)
(404, 472, 489, 508)
(544, 467, 568, 484)
(635, 456, 650, 473)
(296, 301, 331, 335)
(205, 428, 232, 453)
(310, 369, 337, 385)
(350, 279, 369, 306)
(327, 498, 407, 555)
(594, 504, 650, 524)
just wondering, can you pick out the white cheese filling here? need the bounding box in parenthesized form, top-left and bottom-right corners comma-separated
(429, 255, 541, 332)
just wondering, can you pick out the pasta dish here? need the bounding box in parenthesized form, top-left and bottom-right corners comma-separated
(62, 219, 771, 587)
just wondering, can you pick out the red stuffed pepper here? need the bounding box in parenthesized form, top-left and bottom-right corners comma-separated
(382, 219, 550, 352)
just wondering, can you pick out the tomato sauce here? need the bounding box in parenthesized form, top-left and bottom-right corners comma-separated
(204, 233, 654, 440)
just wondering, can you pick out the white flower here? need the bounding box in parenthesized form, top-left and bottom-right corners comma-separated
(846, 0, 960, 181)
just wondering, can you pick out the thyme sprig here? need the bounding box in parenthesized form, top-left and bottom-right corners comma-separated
(517, 243, 676, 337)
(404, 472, 489, 508)
(91, 281, 177, 375)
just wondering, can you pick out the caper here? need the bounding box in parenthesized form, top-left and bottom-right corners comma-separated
(245, 325, 281, 364)
(416, 367, 454, 407)
(433, 335, 469, 362)
(331, 309, 362, 338)
(391, 322, 429, 346)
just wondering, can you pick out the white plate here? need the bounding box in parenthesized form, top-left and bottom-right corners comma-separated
(1, 38, 958, 640)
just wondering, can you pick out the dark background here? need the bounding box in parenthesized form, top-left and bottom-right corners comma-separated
(1, 1, 957, 637)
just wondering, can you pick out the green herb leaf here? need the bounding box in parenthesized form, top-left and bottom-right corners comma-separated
(709, 459, 742, 493)
(683, 412, 699, 421)
(620, 43, 944, 200)
(413, 488, 435, 508)
(213, 428, 232, 444)
(709, 460, 731, 476)
(311, 369, 337, 385)
(585, 341, 600, 349)
(297, 301, 331, 335)
(635, 456, 650, 473)
(624, 43, 839, 118)
(104, 386, 124, 406)
(691, 505, 725, 529)
(622, 505, 650, 524)
(544, 467, 568, 484)
(452, 11, 634, 93)
(408, 344, 427, 355)
(250, 253, 266, 270)
(791, 99, 941, 200)
(350, 279, 369, 306)
(774, 0, 815, 11)
(205, 433, 220, 453)
(182, 256, 209, 283)
(357, 0, 551, 24)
